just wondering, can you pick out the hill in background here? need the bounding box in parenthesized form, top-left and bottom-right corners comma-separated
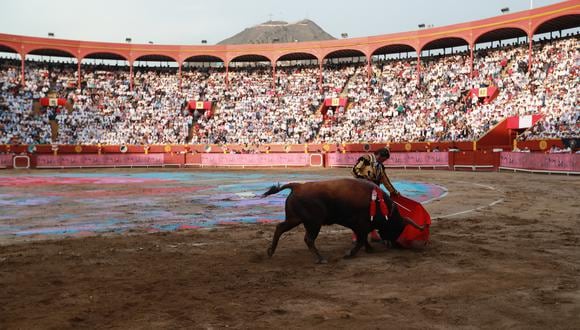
(217, 19, 336, 45)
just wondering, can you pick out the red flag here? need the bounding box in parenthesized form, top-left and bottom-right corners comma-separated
(391, 194, 431, 248)
(506, 114, 543, 129)
(40, 97, 67, 107)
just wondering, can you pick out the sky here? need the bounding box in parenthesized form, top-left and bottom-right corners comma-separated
(0, 0, 566, 45)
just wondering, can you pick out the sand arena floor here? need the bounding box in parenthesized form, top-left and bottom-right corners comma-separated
(0, 168, 578, 329)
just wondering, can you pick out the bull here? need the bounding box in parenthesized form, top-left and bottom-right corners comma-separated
(262, 178, 425, 263)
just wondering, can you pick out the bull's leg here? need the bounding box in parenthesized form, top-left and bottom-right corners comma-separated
(345, 227, 368, 258)
(364, 238, 374, 253)
(267, 219, 300, 257)
(351, 232, 374, 253)
(365, 225, 381, 253)
(303, 223, 326, 264)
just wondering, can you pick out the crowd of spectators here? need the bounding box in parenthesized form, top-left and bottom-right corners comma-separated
(317, 35, 577, 144)
(0, 34, 577, 147)
(0, 59, 53, 144)
(191, 65, 324, 145)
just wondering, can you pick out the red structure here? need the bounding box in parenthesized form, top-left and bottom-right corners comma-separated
(0, 1, 578, 89)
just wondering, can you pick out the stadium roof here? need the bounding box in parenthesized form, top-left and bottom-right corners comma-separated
(534, 13, 580, 34)
(0, 2, 577, 61)
(83, 52, 127, 60)
(277, 52, 318, 62)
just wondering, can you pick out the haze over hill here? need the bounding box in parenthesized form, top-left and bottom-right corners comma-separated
(217, 19, 336, 45)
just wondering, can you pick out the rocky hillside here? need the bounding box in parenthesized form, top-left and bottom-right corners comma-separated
(218, 19, 336, 45)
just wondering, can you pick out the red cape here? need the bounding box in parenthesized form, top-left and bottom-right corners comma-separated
(391, 194, 431, 248)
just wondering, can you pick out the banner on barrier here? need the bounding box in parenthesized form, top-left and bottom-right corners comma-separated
(36, 154, 165, 167)
(500, 152, 579, 172)
(201, 153, 312, 167)
(327, 152, 449, 167)
(0, 154, 12, 167)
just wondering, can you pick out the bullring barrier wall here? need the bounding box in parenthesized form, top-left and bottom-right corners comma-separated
(327, 152, 449, 169)
(0, 154, 11, 168)
(186, 153, 323, 168)
(2, 150, 578, 174)
(35, 154, 166, 168)
(499, 152, 579, 174)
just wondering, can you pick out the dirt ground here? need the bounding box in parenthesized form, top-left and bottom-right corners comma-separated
(0, 169, 579, 329)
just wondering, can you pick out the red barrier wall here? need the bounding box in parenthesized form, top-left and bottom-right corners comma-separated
(450, 150, 500, 170)
(476, 150, 500, 166)
(185, 153, 202, 165)
(2, 142, 577, 174)
(0, 140, 528, 158)
(163, 154, 186, 166)
(514, 139, 564, 152)
(451, 151, 475, 165)
(0, 154, 11, 168)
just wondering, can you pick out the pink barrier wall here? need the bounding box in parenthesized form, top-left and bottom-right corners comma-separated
(36, 154, 165, 168)
(327, 152, 449, 167)
(200, 153, 316, 167)
(326, 153, 362, 167)
(500, 152, 579, 172)
(0, 152, 575, 173)
(0, 154, 12, 167)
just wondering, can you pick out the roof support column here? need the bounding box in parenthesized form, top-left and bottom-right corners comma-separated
(366, 55, 372, 92)
(416, 52, 421, 84)
(225, 65, 229, 90)
(318, 61, 323, 93)
(527, 33, 533, 72)
(469, 44, 474, 79)
(20, 55, 25, 86)
(178, 62, 182, 91)
(129, 61, 134, 92)
(77, 60, 81, 89)
(272, 62, 276, 89)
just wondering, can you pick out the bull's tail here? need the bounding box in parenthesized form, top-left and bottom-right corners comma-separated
(262, 183, 300, 197)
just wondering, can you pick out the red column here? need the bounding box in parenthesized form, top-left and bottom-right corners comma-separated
(77, 60, 81, 89)
(416, 52, 421, 83)
(272, 63, 276, 89)
(20, 56, 25, 86)
(178, 62, 182, 91)
(129, 62, 134, 92)
(318, 62, 323, 93)
(528, 34, 533, 72)
(469, 44, 474, 78)
(367, 58, 372, 91)
(225, 65, 229, 90)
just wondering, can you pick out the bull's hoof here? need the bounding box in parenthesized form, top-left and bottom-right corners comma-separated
(267, 247, 274, 257)
(316, 258, 328, 264)
(343, 252, 356, 259)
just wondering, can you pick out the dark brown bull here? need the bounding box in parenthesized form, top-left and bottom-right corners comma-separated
(262, 178, 424, 263)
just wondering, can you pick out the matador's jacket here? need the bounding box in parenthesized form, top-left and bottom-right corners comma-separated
(351, 153, 397, 195)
